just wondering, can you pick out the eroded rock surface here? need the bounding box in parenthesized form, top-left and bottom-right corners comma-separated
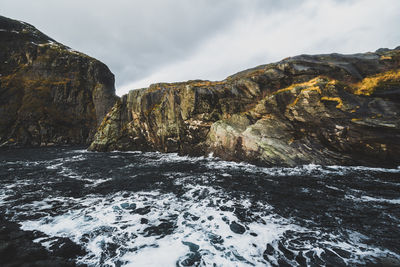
(0, 16, 116, 147)
(90, 47, 400, 166)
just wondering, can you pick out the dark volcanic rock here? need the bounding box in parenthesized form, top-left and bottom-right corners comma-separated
(0, 15, 116, 147)
(90, 46, 400, 167)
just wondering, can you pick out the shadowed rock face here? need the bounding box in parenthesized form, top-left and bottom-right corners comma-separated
(0, 16, 117, 147)
(90, 47, 400, 167)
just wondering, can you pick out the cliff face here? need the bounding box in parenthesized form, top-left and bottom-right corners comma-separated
(0, 16, 116, 147)
(90, 48, 400, 167)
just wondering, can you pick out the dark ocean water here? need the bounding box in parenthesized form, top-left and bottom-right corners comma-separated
(0, 147, 400, 266)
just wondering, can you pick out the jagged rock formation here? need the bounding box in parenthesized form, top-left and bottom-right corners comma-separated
(0, 16, 116, 147)
(90, 47, 400, 167)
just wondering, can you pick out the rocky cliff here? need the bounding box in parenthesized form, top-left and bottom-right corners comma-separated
(90, 47, 400, 167)
(0, 16, 116, 147)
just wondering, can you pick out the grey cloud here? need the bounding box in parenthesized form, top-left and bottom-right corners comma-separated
(2, 0, 400, 95)
(2, 0, 248, 86)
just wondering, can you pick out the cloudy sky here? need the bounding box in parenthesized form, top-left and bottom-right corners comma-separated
(2, 0, 400, 95)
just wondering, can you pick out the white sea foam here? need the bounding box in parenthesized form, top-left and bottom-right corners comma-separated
(3, 151, 400, 266)
(67, 149, 91, 154)
(345, 194, 400, 205)
(360, 196, 400, 204)
(326, 165, 400, 174)
(19, 185, 300, 266)
(325, 185, 343, 191)
(17, 179, 400, 266)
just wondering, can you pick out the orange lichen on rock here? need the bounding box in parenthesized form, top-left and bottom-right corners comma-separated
(353, 69, 400, 96)
(274, 76, 325, 95)
(289, 97, 300, 108)
(380, 55, 392, 60)
(275, 77, 330, 108)
(321, 97, 343, 109)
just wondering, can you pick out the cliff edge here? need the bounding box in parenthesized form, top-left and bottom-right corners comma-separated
(0, 16, 116, 147)
(90, 47, 400, 167)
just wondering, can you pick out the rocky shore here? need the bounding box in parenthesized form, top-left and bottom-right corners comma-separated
(89, 48, 400, 167)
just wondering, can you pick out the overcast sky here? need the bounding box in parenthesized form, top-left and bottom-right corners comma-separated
(2, 0, 400, 95)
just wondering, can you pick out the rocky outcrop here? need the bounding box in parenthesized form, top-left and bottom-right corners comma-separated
(0, 16, 116, 147)
(90, 47, 400, 167)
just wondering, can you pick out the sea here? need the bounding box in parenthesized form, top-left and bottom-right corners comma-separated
(0, 147, 399, 266)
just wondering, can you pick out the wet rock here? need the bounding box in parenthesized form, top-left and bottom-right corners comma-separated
(229, 221, 246, 234)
